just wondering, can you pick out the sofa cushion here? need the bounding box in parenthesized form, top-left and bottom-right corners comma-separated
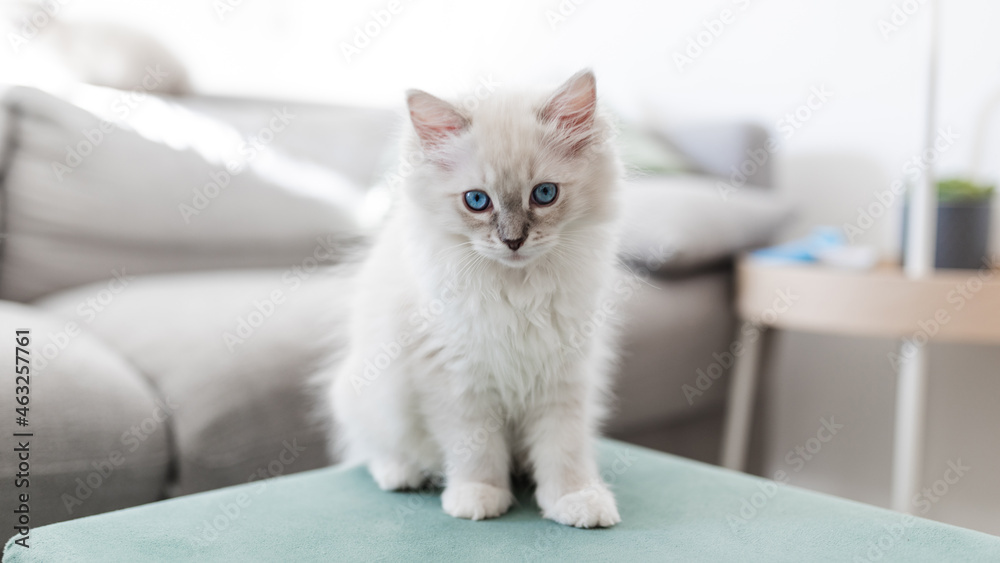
(36, 269, 351, 497)
(608, 269, 735, 434)
(0, 300, 170, 533)
(619, 174, 793, 274)
(0, 85, 366, 302)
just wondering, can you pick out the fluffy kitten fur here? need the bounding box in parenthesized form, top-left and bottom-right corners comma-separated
(327, 70, 623, 528)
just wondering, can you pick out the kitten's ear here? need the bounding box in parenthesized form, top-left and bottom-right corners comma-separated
(406, 89, 469, 152)
(540, 70, 597, 145)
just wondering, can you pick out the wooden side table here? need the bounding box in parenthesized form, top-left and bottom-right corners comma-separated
(721, 255, 1000, 513)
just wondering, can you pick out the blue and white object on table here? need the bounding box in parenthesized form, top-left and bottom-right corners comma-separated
(751, 227, 878, 270)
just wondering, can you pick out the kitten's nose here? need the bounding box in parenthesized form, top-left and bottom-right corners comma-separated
(502, 237, 526, 251)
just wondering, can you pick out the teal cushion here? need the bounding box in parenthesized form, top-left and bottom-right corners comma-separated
(5, 440, 999, 562)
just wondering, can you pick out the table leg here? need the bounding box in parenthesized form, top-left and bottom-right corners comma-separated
(721, 324, 767, 471)
(892, 343, 928, 513)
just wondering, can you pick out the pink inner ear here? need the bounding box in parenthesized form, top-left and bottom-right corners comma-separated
(407, 90, 468, 151)
(541, 71, 597, 134)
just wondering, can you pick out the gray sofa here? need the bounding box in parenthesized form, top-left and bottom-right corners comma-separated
(0, 84, 788, 533)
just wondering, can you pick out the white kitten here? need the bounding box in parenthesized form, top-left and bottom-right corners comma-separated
(326, 70, 623, 528)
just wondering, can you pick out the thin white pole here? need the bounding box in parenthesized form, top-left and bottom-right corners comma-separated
(969, 92, 1000, 183)
(893, 0, 939, 515)
(904, 0, 939, 277)
(721, 326, 765, 471)
(892, 346, 928, 512)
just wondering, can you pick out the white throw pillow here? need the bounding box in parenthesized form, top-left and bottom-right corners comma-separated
(619, 175, 794, 272)
(0, 85, 366, 302)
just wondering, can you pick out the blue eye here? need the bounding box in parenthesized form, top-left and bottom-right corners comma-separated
(464, 190, 491, 211)
(531, 182, 558, 205)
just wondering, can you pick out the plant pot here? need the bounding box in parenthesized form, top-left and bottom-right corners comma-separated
(902, 198, 992, 269)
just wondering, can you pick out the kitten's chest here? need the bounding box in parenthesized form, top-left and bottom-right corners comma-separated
(435, 282, 591, 386)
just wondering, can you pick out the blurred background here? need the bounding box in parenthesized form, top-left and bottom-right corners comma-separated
(7, 0, 1000, 251)
(0, 0, 997, 539)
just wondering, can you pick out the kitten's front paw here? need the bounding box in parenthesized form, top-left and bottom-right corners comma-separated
(369, 459, 426, 491)
(441, 482, 513, 521)
(544, 484, 621, 528)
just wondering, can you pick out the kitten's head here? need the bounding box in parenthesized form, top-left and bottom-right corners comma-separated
(404, 70, 620, 269)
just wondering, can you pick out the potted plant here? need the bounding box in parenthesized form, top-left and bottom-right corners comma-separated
(903, 178, 994, 269)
